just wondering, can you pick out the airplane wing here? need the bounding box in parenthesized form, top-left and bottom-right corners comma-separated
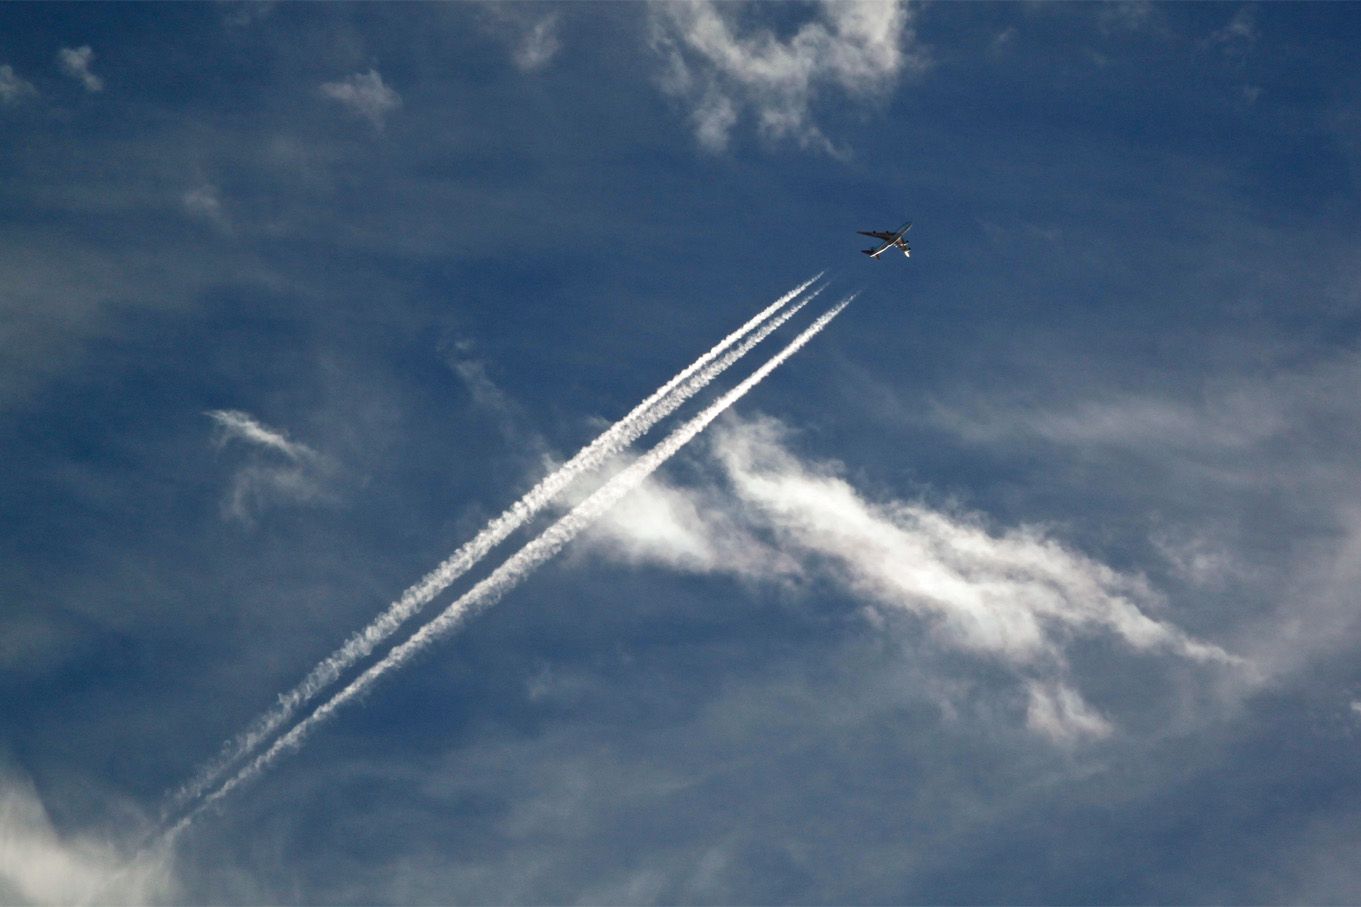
(858, 230, 897, 241)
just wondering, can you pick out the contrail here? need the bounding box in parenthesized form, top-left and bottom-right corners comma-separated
(163, 295, 853, 843)
(167, 275, 822, 815)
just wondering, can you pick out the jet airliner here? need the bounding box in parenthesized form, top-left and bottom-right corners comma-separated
(858, 222, 911, 259)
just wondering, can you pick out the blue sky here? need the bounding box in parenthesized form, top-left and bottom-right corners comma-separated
(4, 2, 1361, 903)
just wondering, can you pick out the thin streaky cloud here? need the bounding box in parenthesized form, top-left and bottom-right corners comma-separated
(707, 415, 1234, 665)
(167, 277, 821, 816)
(206, 410, 315, 462)
(206, 410, 333, 524)
(1025, 679, 1114, 744)
(163, 296, 853, 842)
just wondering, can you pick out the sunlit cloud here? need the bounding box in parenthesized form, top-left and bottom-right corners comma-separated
(208, 409, 315, 462)
(579, 413, 1238, 741)
(0, 769, 173, 906)
(648, 0, 927, 155)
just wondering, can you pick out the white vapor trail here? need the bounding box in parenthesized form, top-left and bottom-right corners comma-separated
(164, 295, 853, 842)
(168, 275, 822, 815)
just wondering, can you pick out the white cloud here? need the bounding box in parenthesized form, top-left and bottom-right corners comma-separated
(1025, 679, 1113, 744)
(475, 6, 565, 73)
(935, 344, 1361, 486)
(440, 338, 551, 459)
(710, 416, 1229, 665)
(648, 0, 927, 154)
(513, 15, 563, 72)
(925, 338, 1361, 701)
(220, 463, 331, 523)
(691, 89, 739, 152)
(577, 414, 1236, 741)
(207, 409, 335, 522)
(0, 64, 36, 105)
(931, 354, 1359, 464)
(320, 69, 401, 130)
(208, 409, 315, 461)
(56, 46, 103, 93)
(1152, 528, 1241, 589)
(0, 770, 172, 905)
(445, 340, 516, 418)
(576, 466, 801, 580)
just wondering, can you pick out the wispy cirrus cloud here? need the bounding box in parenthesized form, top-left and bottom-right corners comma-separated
(208, 409, 315, 462)
(475, 7, 564, 74)
(1025, 679, 1114, 743)
(648, 0, 928, 155)
(0, 64, 36, 104)
(163, 297, 852, 836)
(514, 15, 562, 72)
(165, 281, 821, 823)
(579, 413, 1237, 743)
(931, 343, 1361, 485)
(320, 69, 401, 130)
(182, 183, 229, 229)
(207, 409, 335, 523)
(57, 45, 103, 93)
(924, 332, 1361, 694)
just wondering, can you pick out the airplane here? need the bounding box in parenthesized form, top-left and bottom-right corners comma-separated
(858, 221, 911, 259)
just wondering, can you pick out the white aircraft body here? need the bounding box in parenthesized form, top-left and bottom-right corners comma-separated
(858, 222, 911, 259)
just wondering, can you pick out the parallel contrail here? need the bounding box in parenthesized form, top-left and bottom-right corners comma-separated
(163, 295, 853, 842)
(168, 275, 822, 815)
